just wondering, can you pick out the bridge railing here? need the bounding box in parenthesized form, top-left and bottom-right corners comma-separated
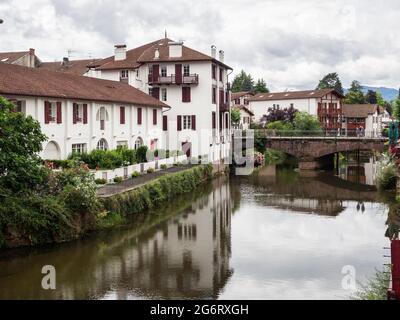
(233, 129, 386, 139)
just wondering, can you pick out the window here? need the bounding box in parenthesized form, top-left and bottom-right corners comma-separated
(134, 137, 143, 149)
(161, 88, 167, 101)
(96, 107, 109, 130)
(219, 68, 223, 81)
(212, 87, 217, 104)
(212, 65, 216, 80)
(137, 108, 142, 125)
(136, 69, 139, 77)
(97, 138, 108, 151)
(72, 143, 87, 154)
(73, 103, 84, 123)
(161, 66, 167, 77)
(183, 65, 190, 76)
(13, 100, 26, 113)
(182, 87, 191, 102)
(49, 102, 57, 122)
(148, 87, 153, 96)
(148, 65, 153, 77)
(183, 115, 192, 130)
(244, 99, 249, 105)
(120, 106, 125, 124)
(117, 141, 128, 148)
(153, 109, 158, 125)
(290, 103, 294, 108)
(120, 70, 129, 79)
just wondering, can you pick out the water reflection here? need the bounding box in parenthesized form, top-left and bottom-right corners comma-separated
(338, 151, 380, 186)
(0, 166, 391, 300)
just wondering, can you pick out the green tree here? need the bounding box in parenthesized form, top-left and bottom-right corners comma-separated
(392, 99, 400, 120)
(316, 72, 344, 95)
(254, 79, 269, 93)
(293, 112, 322, 134)
(365, 90, 378, 104)
(344, 80, 365, 104)
(0, 96, 47, 191)
(376, 92, 385, 107)
(231, 107, 241, 124)
(231, 70, 254, 92)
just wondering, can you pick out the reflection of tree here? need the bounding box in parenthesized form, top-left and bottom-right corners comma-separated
(386, 203, 400, 240)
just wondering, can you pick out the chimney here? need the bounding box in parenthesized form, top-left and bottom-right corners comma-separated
(29, 48, 35, 68)
(219, 50, 224, 63)
(62, 57, 69, 67)
(114, 44, 127, 61)
(211, 45, 216, 59)
(168, 41, 183, 58)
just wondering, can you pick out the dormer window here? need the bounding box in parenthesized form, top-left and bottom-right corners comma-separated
(120, 70, 129, 81)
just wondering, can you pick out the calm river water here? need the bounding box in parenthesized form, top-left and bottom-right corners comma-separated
(0, 155, 395, 300)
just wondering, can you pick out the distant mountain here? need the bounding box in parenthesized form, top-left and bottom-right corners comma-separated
(344, 86, 398, 102)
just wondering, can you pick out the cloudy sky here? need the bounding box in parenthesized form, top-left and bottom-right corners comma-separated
(0, 0, 399, 91)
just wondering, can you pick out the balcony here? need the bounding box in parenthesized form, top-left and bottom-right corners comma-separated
(219, 103, 229, 112)
(148, 74, 199, 85)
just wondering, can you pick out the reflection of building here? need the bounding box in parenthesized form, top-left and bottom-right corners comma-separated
(124, 178, 232, 298)
(231, 91, 255, 129)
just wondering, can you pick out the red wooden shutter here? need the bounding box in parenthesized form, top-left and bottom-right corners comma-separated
(175, 64, 182, 84)
(191, 115, 196, 130)
(120, 106, 125, 124)
(153, 109, 157, 125)
(182, 87, 191, 102)
(177, 115, 182, 131)
(225, 112, 229, 128)
(152, 64, 159, 82)
(56, 102, 62, 123)
(137, 108, 142, 125)
(212, 112, 216, 129)
(83, 104, 88, 124)
(44, 101, 50, 124)
(163, 115, 168, 131)
(219, 90, 224, 105)
(152, 87, 160, 100)
(73, 103, 77, 124)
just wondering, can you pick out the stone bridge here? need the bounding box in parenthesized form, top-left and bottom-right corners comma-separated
(234, 133, 387, 170)
(265, 136, 386, 169)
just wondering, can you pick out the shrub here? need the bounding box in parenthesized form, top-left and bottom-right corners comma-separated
(376, 161, 397, 190)
(95, 178, 107, 185)
(147, 167, 155, 174)
(160, 164, 167, 170)
(113, 176, 123, 183)
(136, 146, 149, 163)
(131, 171, 141, 178)
(154, 149, 167, 159)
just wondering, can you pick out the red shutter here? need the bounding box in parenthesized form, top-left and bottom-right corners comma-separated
(153, 109, 157, 125)
(152, 87, 160, 100)
(225, 113, 229, 128)
(191, 115, 196, 130)
(44, 101, 50, 124)
(120, 106, 125, 124)
(56, 102, 62, 124)
(83, 104, 88, 124)
(177, 115, 182, 131)
(137, 108, 142, 125)
(163, 115, 168, 131)
(152, 64, 159, 82)
(182, 87, 191, 102)
(175, 64, 182, 84)
(73, 103, 77, 124)
(212, 112, 216, 129)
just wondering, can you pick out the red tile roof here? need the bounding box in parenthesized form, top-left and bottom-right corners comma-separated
(0, 62, 167, 107)
(249, 89, 344, 101)
(234, 105, 254, 116)
(342, 104, 382, 118)
(0, 51, 29, 64)
(231, 91, 254, 101)
(39, 59, 101, 76)
(92, 38, 232, 71)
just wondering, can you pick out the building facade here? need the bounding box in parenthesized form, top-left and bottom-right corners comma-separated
(231, 91, 254, 129)
(342, 104, 390, 137)
(86, 38, 232, 162)
(248, 89, 344, 131)
(0, 63, 165, 160)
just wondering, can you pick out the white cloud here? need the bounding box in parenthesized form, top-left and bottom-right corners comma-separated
(0, 0, 399, 90)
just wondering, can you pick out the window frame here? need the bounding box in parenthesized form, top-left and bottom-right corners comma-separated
(182, 115, 192, 130)
(72, 143, 87, 154)
(183, 65, 190, 77)
(161, 88, 167, 101)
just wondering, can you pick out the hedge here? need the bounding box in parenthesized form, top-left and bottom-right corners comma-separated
(100, 164, 213, 217)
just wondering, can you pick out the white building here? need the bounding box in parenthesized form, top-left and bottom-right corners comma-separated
(86, 38, 232, 162)
(248, 89, 344, 131)
(0, 48, 41, 68)
(231, 91, 254, 130)
(342, 104, 391, 137)
(0, 62, 166, 160)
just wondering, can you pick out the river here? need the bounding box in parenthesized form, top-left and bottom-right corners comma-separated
(0, 153, 394, 300)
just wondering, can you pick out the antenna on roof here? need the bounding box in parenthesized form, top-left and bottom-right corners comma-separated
(164, 29, 167, 38)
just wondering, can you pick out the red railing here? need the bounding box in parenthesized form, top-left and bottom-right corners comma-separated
(148, 74, 199, 85)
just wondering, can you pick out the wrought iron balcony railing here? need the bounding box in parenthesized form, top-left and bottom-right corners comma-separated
(148, 74, 199, 85)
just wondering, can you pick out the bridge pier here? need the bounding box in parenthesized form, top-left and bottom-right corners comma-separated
(298, 154, 335, 171)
